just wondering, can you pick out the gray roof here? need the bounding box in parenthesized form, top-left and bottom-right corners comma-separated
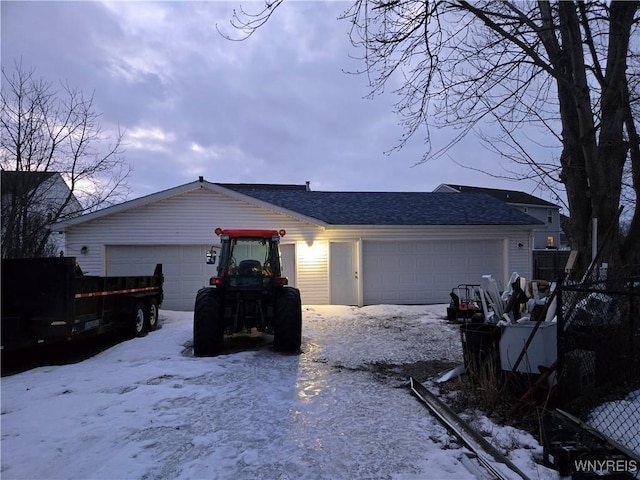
(440, 184, 558, 207)
(218, 182, 308, 191)
(1, 170, 57, 192)
(226, 187, 544, 226)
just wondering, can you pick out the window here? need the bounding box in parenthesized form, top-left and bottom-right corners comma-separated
(547, 209, 553, 223)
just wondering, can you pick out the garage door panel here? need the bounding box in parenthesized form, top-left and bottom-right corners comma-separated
(107, 245, 213, 311)
(363, 240, 502, 305)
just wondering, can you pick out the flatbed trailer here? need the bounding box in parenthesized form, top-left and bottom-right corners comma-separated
(1, 257, 163, 351)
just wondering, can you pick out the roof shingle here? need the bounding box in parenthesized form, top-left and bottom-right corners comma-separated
(226, 188, 543, 226)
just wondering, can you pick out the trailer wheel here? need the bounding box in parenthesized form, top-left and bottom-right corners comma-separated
(131, 301, 147, 337)
(147, 298, 159, 332)
(193, 288, 223, 356)
(274, 287, 302, 352)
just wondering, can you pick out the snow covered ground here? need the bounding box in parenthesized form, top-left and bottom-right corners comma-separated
(1, 305, 559, 479)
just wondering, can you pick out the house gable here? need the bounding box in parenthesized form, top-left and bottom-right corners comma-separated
(52, 179, 323, 232)
(434, 183, 564, 249)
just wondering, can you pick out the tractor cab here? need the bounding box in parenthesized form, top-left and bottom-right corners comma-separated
(207, 228, 288, 288)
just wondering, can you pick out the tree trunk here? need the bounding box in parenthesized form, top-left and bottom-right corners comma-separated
(552, 1, 637, 271)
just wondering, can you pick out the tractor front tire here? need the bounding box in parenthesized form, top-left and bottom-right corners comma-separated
(274, 287, 302, 352)
(193, 288, 224, 356)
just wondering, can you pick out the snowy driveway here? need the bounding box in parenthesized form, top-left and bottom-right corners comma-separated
(1, 305, 556, 479)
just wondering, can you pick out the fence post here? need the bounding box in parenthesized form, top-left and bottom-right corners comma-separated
(556, 279, 564, 406)
(629, 277, 635, 369)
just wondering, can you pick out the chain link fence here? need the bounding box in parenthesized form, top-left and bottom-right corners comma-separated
(557, 265, 640, 455)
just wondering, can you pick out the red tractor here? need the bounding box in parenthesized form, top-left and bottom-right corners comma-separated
(193, 228, 302, 356)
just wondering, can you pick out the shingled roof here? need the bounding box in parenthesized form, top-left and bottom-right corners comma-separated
(217, 182, 308, 191)
(224, 187, 543, 226)
(439, 184, 558, 207)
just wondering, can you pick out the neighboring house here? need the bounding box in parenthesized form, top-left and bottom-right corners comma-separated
(434, 184, 565, 250)
(52, 178, 543, 310)
(1, 171, 82, 257)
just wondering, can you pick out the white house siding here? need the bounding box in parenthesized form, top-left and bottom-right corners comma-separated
(295, 240, 330, 305)
(507, 232, 534, 283)
(63, 188, 325, 310)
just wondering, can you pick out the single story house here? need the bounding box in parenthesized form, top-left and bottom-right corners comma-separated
(434, 183, 564, 250)
(52, 178, 543, 310)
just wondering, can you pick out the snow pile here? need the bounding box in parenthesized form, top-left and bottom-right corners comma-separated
(1, 305, 556, 479)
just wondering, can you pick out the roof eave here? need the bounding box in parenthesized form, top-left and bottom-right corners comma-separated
(325, 222, 542, 229)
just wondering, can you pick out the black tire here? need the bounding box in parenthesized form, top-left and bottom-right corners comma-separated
(147, 298, 159, 332)
(193, 288, 224, 356)
(274, 287, 302, 352)
(131, 301, 147, 337)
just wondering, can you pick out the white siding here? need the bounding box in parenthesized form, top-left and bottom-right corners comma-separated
(65, 188, 323, 274)
(296, 240, 329, 304)
(507, 232, 533, 282)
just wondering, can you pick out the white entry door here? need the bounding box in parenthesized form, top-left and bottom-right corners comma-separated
(330, 241, 358, 305)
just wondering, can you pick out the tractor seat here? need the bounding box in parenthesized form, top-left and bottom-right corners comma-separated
(238, 259, 262, 275)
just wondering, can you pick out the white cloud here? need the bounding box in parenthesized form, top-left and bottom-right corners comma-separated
(126, 126, 175, 151)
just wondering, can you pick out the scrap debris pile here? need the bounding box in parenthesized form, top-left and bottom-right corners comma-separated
(446, 273, 554, 327)
(438, 269, 639, 479)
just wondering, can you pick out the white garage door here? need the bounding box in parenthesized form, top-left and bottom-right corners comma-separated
(363, 240, 503, 305)
(107, 244, 297, 311)
(106, 245, 216, 311)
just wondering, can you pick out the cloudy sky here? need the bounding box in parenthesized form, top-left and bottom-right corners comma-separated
(2, 1, 562, 204)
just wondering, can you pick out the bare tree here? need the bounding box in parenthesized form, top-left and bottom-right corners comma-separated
(1, 61, 131, 258)
(222, 0, 640, 272)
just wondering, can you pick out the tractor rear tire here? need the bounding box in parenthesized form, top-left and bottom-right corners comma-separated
(274, 287, 302, 352)
(193, 288, 224, 356)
